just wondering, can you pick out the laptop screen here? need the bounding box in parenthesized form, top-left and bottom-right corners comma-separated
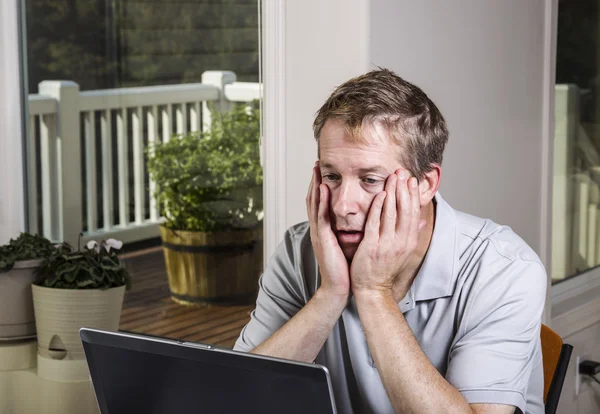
(81, 329, 336, 414)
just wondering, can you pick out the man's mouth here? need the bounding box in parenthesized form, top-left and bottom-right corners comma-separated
(336, 230, 364, 244)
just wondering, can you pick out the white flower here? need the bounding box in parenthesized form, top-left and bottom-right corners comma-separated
(104, 238, 123, 252)
(86, 241, 99, 252)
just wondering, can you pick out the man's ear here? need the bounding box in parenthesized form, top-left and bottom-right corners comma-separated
(418, 165, 441, 206)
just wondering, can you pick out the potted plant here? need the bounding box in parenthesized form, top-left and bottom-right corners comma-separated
(146, 102, 263, 306)
(31, 237, 131, 363)
(0, 233, 56, 340)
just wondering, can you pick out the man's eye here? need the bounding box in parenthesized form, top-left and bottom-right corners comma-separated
(323, 174, 339, 182)
(363, 178, 380, 185)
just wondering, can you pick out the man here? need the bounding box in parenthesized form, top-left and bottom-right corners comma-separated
(234, 69, 546, 414)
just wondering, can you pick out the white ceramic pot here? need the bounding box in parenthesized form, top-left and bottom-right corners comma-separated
(31, 284, 125, 361)
(0, 259, 44, 339)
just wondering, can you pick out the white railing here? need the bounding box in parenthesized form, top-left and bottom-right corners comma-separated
(552, 84, 600, 281)
(27, 71, 261, 245)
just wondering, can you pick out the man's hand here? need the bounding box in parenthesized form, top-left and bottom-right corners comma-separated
(350, 170, 423, 300)
(306, 162, 350, 300)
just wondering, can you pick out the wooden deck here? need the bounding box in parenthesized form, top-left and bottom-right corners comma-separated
(118, 247, 254, 348)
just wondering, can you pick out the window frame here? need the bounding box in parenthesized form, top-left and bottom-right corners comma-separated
(543, 0, 600, 335)
(0, 0, 27, 243)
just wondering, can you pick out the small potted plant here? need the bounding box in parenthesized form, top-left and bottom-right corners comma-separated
(0, 233, 56, 339)
(31, 236, 131, 362)
(146, 102, 263, 306)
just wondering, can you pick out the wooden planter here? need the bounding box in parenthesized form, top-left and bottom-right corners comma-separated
(31, 284, 125, 361)
(0, 259, 44, 340)
(160, 225, 263, 305)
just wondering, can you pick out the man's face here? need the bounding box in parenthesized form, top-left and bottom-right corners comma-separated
(319, 118, 405, 261)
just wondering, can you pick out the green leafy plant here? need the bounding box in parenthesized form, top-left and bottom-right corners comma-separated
(34, 237, 131, 290)
(0, 233, 56, 273)
(146, 102, 263, 232)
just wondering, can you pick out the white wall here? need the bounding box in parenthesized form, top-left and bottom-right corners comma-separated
(0, 0, 26, 244)
(280, 0, 370, 230)
(370, 0, 547, 255)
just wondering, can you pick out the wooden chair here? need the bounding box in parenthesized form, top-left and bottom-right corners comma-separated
(541, 324, 573, 414)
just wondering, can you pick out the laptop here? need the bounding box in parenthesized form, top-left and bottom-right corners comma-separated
(80, 328, 337, 414)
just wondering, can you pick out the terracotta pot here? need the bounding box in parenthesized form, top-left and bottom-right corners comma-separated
(32, 284, 125, 360)
(160, 225, 262, 305)
(0, 259, 44, 339)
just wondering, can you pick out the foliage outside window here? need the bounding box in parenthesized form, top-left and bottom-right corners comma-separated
(146, 103, 263, 232)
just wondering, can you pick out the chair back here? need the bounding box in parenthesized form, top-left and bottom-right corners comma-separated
(541, 324, 573, 414)
(541, 324, 562, 401)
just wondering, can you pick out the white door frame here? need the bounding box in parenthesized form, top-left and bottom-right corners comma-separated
(541, 0, 558, 325)
(0, 0, 26, 244)
(261, 0, 288, 262)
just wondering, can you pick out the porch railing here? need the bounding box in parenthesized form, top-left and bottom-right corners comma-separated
(27, 71, 261, 245)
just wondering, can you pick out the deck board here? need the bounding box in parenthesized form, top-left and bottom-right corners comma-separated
(119, 248, 254, 348)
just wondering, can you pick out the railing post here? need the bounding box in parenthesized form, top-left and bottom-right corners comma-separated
(551, 85, 578, 281)
(201, 71, 236, 132)
(38, 81, 82, 245)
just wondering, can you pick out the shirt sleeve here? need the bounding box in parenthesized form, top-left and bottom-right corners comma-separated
(233, 227, 308, 352)
(445, 258, 547, 412)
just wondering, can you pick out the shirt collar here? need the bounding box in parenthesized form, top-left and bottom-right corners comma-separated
(411, 192, 459, 302)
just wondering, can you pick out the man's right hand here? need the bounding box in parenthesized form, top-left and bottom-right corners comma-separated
(306, 162, 350, 301)
(248, 162, 350, 362)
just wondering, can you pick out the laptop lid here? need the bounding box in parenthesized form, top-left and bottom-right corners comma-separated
(80, 328, 337, 414)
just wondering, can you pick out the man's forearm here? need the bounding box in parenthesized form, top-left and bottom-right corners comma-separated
(251, 288, 347, 363)
(354, 290, 475, 414)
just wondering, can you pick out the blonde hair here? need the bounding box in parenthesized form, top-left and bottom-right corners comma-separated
(313, 69, 448, 179)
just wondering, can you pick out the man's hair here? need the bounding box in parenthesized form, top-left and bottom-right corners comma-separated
(313, 69, 449, 179)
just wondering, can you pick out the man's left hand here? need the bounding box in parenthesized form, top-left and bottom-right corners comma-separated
(350, 169, 424, 300)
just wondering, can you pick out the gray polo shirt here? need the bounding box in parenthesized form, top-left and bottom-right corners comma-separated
(234, 193, 546, 414)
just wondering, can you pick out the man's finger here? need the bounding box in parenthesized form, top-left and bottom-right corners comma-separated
(381, 174, 397, 239)
(306, 166, 317, 228)
(317, 184, 332, 238)
(396, 170, 412, 236)
(406, 177, 421, 249)
(315, 162, 322, 187)
(364, 191, 386, 242)
(313, 164, 323, 226)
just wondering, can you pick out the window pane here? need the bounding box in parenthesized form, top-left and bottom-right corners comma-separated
(23, 0, 262, 346)
(553, 0, 600, 283)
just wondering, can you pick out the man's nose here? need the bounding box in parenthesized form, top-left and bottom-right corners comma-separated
(331, 180, 360, 218)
